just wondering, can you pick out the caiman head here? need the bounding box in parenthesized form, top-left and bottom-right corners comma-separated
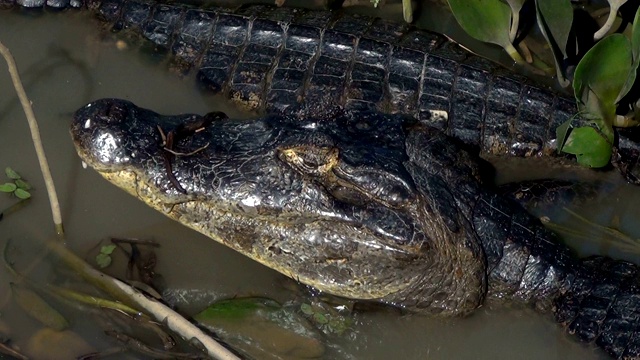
(71, 99, 487, 316)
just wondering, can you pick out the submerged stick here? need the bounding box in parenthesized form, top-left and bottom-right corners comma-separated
(0, 40, 63, 235)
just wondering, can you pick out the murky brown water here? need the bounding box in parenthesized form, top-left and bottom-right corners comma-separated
(0, 5, 638, 359)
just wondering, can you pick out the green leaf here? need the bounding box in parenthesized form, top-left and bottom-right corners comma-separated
(312, 312, 328, 325)
(616, 6, 640, 102)
(555, 118, 573, 153)
(11, 283, 69, 331)
(535, 0, 573, 87)
(0, 183, 17, 193)
(100, 244, 117, 255)
(5, 167, 21, 180)
(95, 253, 112, 268)
(14, 179, 31, 190)
(447, 0, 524, 63)
(300, 303, 314, 316)
(195, 297, 325, 359)
(561, 127, 612, 167)
(14, 188, 31, 200)
(573, 34, 633, 129)
(195, 298, 277, 321)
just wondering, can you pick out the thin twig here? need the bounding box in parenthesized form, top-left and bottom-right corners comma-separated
(0, 40, 63, 234)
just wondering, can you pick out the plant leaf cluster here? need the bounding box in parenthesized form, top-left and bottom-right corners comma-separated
(95, 244, 116, 268)
(447, 0, 640, 168)
(0, 167, 31, 199)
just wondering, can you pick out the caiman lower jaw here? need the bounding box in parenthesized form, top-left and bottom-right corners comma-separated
(96, 170, 410, 301)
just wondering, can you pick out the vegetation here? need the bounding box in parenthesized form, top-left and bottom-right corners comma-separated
(446, 0, 640, 168)
(0, 167, 31, 200)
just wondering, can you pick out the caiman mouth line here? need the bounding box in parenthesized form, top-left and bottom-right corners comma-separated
(99, 167, 415, 299)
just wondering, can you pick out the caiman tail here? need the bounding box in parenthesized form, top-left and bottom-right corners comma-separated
(4, 0, 640, 182)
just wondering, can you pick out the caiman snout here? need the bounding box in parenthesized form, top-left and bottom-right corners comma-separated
(71, 99, 141, 171)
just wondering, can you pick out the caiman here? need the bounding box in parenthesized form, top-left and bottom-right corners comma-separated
(4, 0, 640, 358)
(3, 0, 640, 182)
(71, 98, 640, 359)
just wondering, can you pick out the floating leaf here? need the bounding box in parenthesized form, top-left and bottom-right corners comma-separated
(14, 179, 31, 190)
(100, 245, 117, 255)
(313, 312, 328, 325)
(535, 0, 573, 87)
(0, 183, 17, 193)
(11, 283, 69, 331)
(95, 253, 112, 268)
(300, 303, 314, 316)
(562, 127, 612, 167)
(5, 167, 21, 180)
(195, 297, 324, 359)
(616, 6, 640, 102)
(14, 188, 31, 200)
(447, 0, 524, 63)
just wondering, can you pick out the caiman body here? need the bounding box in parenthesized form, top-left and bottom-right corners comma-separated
(3, 0, 640, 180)
(71, 99, 640, 359)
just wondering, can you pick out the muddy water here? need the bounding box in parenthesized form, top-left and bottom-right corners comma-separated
(0, 7, 637, 360)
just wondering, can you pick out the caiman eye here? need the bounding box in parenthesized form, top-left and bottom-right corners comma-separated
(278, 146, 339, 176)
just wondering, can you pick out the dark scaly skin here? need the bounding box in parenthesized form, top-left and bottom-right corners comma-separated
(71, 99, 640, 359)
(3, 0, 640, 182)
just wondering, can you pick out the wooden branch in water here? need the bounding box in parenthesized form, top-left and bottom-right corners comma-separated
(0, 40, 63, 235)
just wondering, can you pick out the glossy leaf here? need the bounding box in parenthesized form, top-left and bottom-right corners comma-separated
(616, 6, 640, 102)
(573, 34, 632, 133)
(562, 127, 612, 167)
(5, 167, 20, 180)
(535, 0, 573, 87)
(448, 0, 524, 63)
(0, 183, 17, 193)
(14, 188, 31, 200)
(11, 283, 69, 331)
